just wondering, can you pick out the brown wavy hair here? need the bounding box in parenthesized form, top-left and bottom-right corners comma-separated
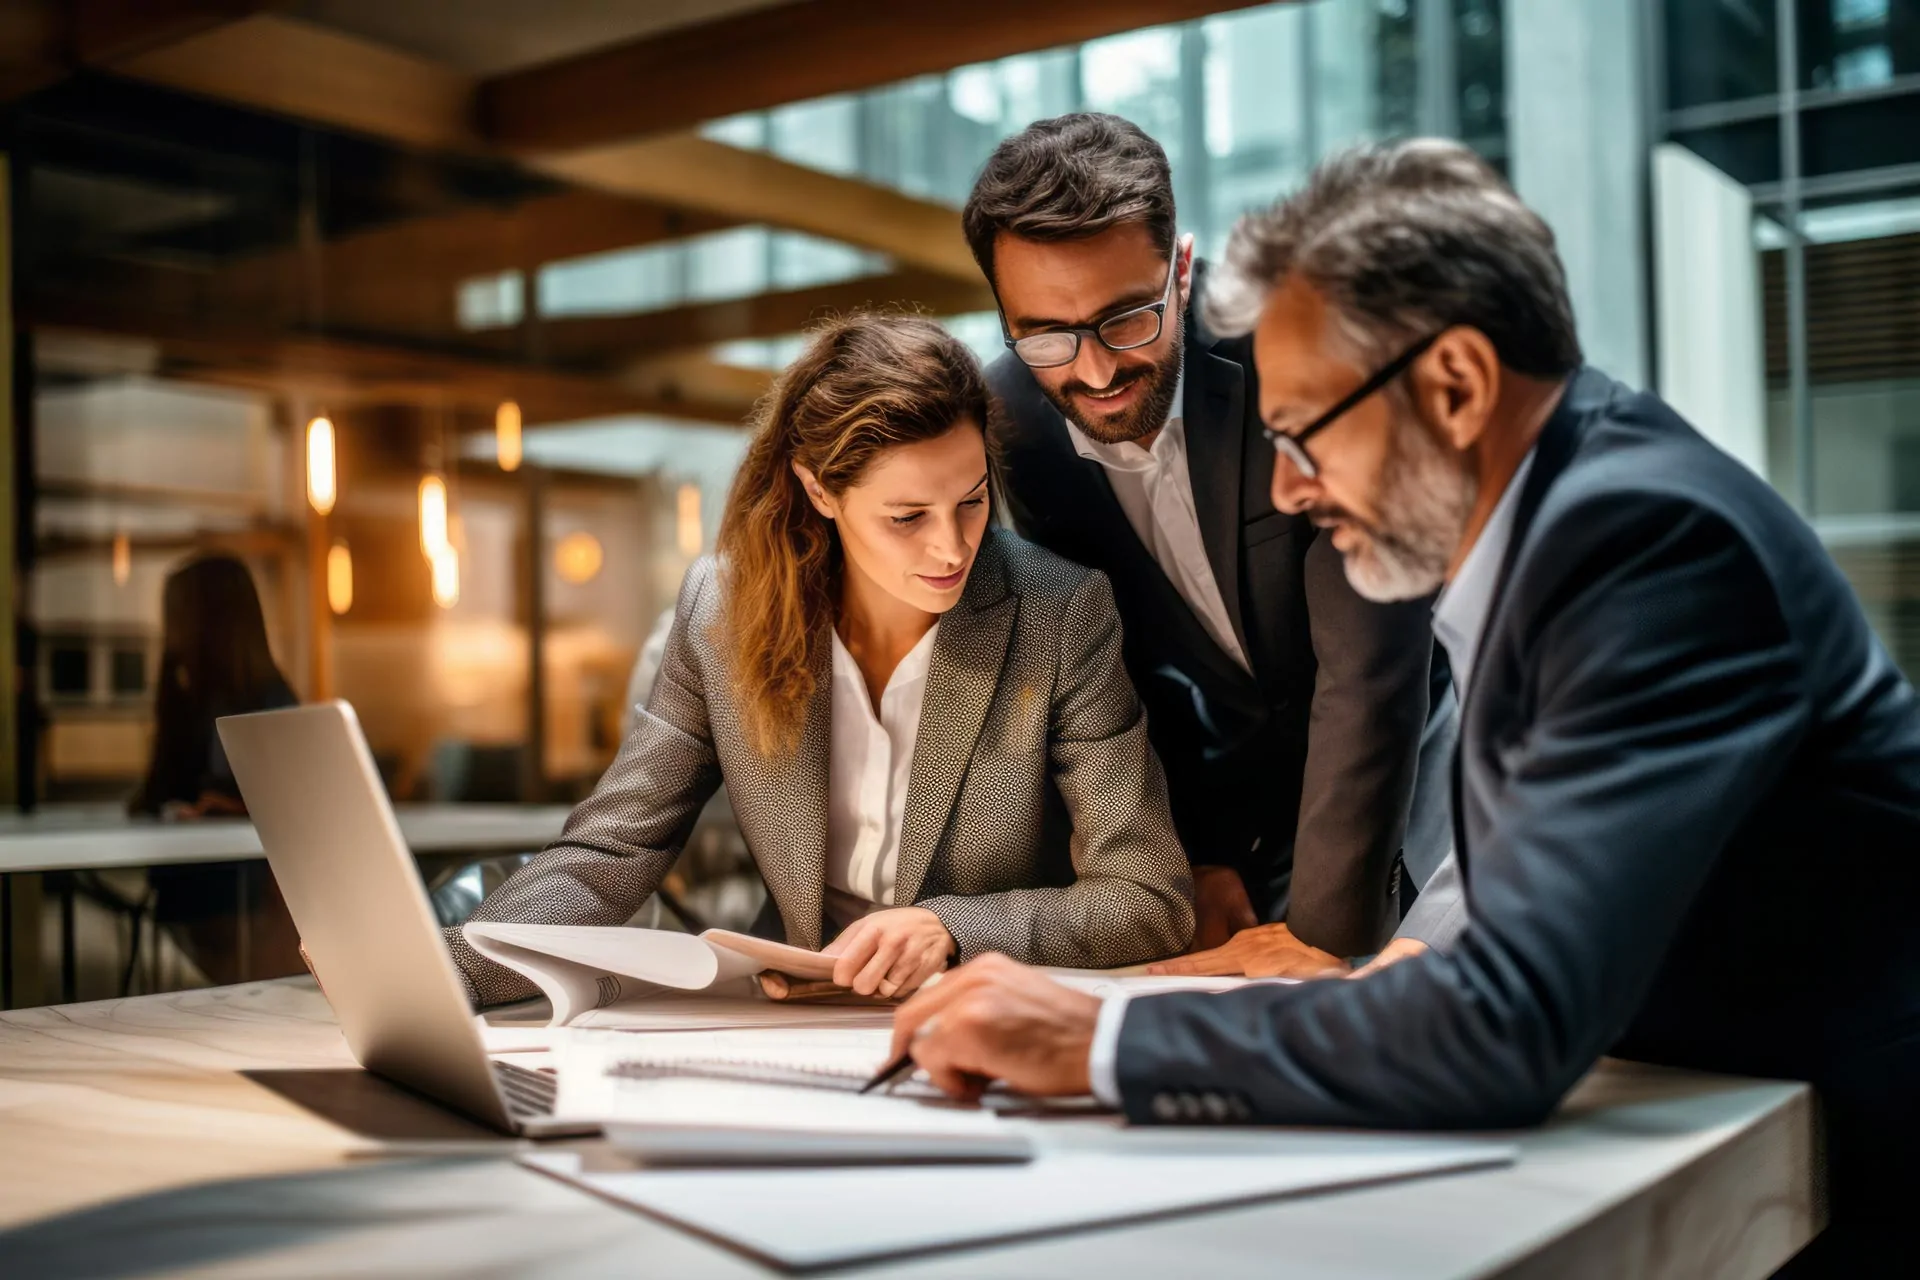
(715, 313, 988, 757)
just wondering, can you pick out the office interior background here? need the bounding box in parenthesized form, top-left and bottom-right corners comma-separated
(0, 0, 1915, 1005)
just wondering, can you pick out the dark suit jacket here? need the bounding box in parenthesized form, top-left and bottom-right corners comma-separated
(1114, 368, 1920, 1237)
(990, 268, 1441, 956)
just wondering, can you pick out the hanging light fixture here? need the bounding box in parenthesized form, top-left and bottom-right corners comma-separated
(676, 483, 702, 557)
(430, 544, 460, 609)
(306, 415, 337, 515)
(327, 540, 353, 615)
(418, 473, 449, 559)
(496, 400, 522, 472)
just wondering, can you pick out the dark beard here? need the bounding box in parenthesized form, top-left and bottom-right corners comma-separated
(1040, 331, 1185, 446)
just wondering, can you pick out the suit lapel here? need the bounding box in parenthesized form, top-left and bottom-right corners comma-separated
(1453, 367, 1604, 884)
(891, 533, 1017, 908)
(767, 640, 832, 949)
(1180, 342, 1252, 663)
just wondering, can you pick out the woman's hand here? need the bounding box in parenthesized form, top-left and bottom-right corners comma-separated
(822, 907, 954, 998)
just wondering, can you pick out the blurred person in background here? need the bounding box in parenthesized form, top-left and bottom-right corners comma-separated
(443, 312, 1193, 1008)
(128, 555, 301, 983)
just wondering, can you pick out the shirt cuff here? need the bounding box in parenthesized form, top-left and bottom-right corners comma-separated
(1087, 993, 1135, 1107)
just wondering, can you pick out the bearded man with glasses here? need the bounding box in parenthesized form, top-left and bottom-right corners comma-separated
(968, 113, 1463, 974)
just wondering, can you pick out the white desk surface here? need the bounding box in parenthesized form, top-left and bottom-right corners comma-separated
(0, 803, 572, 873)
(0, 980, 1820, 1278)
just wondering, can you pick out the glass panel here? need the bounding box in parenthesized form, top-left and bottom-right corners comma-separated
(1799, 0, 1920, 91)
(1799, 93, 1920, 177)
(1762, 194, 1920, 675)
(1669, 118, 1785, 187)
(1666, 0, 1781, 109)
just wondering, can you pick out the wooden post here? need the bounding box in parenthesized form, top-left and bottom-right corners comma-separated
(1, 152, 17, 811)
(0, 154, 44, 1007)
(523, 465, 547, 803)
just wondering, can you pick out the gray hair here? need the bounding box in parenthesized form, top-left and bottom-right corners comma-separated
(1206, 139, 1581, 378)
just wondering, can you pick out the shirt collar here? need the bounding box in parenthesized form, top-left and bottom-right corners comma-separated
(1064, 368, 1186, 473)
(1432, 447, 1538, 700)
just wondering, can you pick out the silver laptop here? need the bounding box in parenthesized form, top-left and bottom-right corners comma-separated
(218, 700, 589, 1137)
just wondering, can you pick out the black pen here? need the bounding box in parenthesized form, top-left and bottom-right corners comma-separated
(857, 1050, 918, 1095)
(857, 972, 944, 1094)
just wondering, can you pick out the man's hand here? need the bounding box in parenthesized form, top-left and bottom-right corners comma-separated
(1347, 936, 1428, 978)
(888, 954, 1099, 1100)
(823, 907, 953, 998)
(1146, 921, 1349, 979)
(1190, 865, 1259, 951)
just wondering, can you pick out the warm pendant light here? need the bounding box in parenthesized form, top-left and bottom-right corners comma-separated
(326, 540, 353, 615)
(676, 483, 702, 556)
(306, 415, 337, 515)
(430, 545, 460, 609)
(111, 532, 131, 587)
(418, 474, 449, 559)
(496, 400, 522, 472)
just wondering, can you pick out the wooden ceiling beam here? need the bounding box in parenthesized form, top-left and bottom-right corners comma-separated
(480, 0, 1270, 153)
(541, 267, 995, 363)
(213, 188, 736, 342)
(530, 135, 975, 281)
(27, 309, 750, 427)
(1, 0, 276, 103)
(112, 12, 479, 151)
(108, 13, 978, 282)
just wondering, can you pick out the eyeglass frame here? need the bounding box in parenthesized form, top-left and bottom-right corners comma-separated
(1000, 253, 1180, 369)
(1262, 331, 1443, 480)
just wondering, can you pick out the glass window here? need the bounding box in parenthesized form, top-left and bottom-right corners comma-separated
(1762, 193, 1920, 674)
(48, 640, 91, 699)
(111, 648, 148, 698)
(1666, 0, 1780, 110)
(1800, 0, 1919, 90)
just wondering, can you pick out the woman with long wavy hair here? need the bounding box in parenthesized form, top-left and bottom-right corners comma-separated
(446, 313, 1193, 1006)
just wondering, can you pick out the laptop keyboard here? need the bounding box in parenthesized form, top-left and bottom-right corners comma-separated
(494, 1059, 558, 1119)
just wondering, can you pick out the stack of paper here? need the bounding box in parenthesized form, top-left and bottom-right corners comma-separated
(553, 1028, 1029, 1165)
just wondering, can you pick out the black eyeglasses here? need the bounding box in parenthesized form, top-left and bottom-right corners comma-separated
(1263, 332, 1442, 480)
(1004, 256, 1178, 369)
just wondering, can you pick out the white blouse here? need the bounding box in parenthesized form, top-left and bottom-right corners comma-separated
(823, 623, 939, 928)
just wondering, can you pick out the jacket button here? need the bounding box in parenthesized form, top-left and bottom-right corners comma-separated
(1177, 1092, 1204, 1122)
(1201, 1093, 1230, 1122)
(1151, 1094, 1181, 1122)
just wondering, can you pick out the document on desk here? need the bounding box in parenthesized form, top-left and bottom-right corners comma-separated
(522, 1128, 1517, 1271)
(462, 922, 860, 1027)
(551, 1027, 1030, 1165)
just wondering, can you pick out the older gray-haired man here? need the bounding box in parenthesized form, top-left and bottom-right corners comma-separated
(889, 138, 1920, 1275)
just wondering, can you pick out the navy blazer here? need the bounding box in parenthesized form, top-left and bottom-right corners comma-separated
(1114, 369, 1920, 1244)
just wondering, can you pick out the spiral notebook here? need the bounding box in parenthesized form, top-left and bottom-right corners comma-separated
(554, 1028, 1032, 1165)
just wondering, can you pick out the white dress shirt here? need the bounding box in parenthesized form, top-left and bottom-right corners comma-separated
(824, 623, 938, 929)
(1087, 448, 1541, 1108)
(1064, 374, 1250, 671)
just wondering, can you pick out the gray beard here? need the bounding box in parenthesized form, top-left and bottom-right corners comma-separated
(1340, 414, 1478, 603)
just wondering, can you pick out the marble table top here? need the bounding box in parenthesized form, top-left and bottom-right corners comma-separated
(0, 980, 1820, 1278)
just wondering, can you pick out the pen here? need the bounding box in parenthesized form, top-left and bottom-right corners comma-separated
(856, 1049, 919, 1095)
(856, 971, 942, 1094)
